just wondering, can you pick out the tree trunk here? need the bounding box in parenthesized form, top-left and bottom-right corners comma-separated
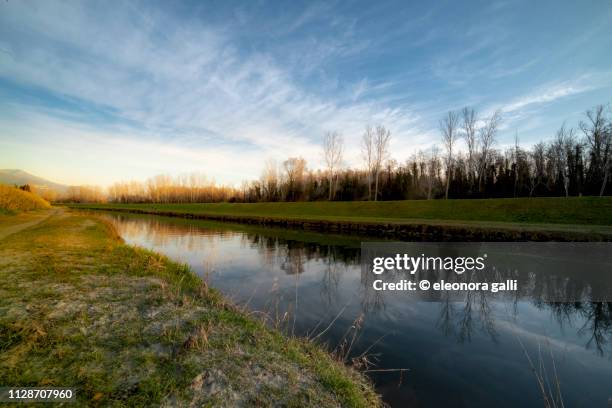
(445, 166, 451, 199)
(374, 170, 379, 201)
(514, 168, 518, 198)
(600, 167, 609, 197)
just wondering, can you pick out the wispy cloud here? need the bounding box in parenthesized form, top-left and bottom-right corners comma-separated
(0, 1, 425, 182)
(480, 72, 612, 137)
(503, 82, 594, 113)
(0, 1, 611, 185)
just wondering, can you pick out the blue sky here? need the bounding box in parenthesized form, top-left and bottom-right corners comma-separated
(1, 0, 611, 186)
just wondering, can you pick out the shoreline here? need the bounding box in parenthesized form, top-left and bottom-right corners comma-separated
(0, 209, 380, 406)
(70, 204, 612, 242)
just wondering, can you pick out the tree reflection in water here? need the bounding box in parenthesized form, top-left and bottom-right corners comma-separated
(104, 212, 612, 359)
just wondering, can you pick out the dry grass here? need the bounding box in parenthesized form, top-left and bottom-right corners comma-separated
(0, 184, 50, 213)
(0, 211, 380, 407)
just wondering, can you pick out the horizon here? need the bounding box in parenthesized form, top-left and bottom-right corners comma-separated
(1, 0, 611, 187)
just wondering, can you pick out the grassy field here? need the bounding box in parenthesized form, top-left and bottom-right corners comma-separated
(71, 197, 612, 226)
(70, 197, 612, 241)
(0, 184, 50, 214)
(0, 210, 380, 407)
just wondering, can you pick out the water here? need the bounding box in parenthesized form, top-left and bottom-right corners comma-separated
(99, 212, 612, 407)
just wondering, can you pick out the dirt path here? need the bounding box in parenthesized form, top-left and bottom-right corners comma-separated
(0, 208, 60, 241)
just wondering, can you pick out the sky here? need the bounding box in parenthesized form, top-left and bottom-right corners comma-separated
(1, 0, 611, 187)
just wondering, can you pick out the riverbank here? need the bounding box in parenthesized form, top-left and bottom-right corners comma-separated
(70, 197, 612, 241)
(0, 210, 380, 406)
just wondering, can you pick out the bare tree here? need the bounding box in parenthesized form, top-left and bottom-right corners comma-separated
(283, 157, 307, 201)
(323, 131, 343, 200)
(513, 131, 520, 198)
(373, 125, 391, 201)
(440, 111, 459, 199)
(606, 107, 612, 196)
(462, 107, 478, 190)
(361, 125, 375, 200)
(580, 105, 611, 196)
(554, 124, 574, 197)
(478, 110, 502, 192)
(261, 159, 279, 201)
(415, 150, 428, 196)
(189, 172, 199, 203)
(529, 142, 545, 197)
(427, 146, 440, 199)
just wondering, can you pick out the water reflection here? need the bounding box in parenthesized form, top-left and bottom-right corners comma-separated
(98, 212, 612, 407)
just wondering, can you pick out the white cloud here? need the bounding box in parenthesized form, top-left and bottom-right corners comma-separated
(0, 1, 427, 184)
(502, 83, 593, 114)
(1, 1, 610, 186)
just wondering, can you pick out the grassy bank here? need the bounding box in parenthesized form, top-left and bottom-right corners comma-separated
(0, 184, 50, 214)
(0, 210, 56, 241)
(71, 197, 612, 241)
(0, 210, 380, 407)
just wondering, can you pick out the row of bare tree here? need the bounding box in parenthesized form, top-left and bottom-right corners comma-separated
(55, 174, 238, 204)
(437, 104, 612, 199)
(439, 108, 501, 199)
(57, 102, 611, 203)
(246, 103, 610, 201)
(245, 103, 609, 202)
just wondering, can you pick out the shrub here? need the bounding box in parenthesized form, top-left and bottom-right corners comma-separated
(0, 184, 51, 212)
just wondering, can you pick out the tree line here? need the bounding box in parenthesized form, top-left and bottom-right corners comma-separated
(59, 102, 611, 203)
(244, 102, 611, 202)
(56, 174, 234, 204)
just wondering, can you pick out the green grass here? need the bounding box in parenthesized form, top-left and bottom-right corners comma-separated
(0, 211, 380, 407)
(70, 197, 612, 243)
(0, 208, 12, 216)
(71, 197, 612, 226)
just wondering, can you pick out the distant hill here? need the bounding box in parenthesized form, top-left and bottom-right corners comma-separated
(0, 169, 68, 193)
